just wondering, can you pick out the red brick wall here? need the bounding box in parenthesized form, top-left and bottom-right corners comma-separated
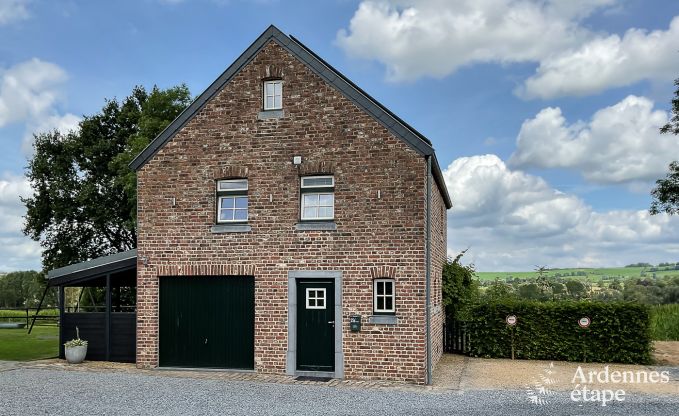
(136, 40, 443, 383)
(430, 175, 448, 372)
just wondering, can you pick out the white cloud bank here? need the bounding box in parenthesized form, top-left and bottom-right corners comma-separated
(337, 1, 679, 98)
(509, 95, 679, 184)
(0, 58, 80, 271)
(518, 16, 679, 99)
(444, 155, 679, 270)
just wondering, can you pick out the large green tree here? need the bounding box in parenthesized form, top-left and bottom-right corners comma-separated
(22, 85, 191, 271)
(651, 78, 679, 215)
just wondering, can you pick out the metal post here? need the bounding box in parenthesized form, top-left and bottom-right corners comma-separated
(59, 286, 65, 359)
(28, 285, 49, 334)
(106, 274, 111, 361)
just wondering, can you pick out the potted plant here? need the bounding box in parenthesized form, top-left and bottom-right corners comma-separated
(64, 326, 88, 364)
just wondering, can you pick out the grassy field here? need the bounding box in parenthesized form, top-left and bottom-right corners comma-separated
(652, 304, 679, 341)
(476, 266, 679, 282)
(0, 326, 59, 361)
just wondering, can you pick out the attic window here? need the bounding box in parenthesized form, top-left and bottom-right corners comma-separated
(263, 80, 282, 110)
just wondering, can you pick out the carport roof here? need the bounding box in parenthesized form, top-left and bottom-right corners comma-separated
(47, 249, 137, 287)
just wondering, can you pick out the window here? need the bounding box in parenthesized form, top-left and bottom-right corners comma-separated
(263, 80, 282, 110)
(300, 175, 334, 221)
(306, 288, 326, 309)
(217, 179, 248, 223)
(374, 279, 395, 314)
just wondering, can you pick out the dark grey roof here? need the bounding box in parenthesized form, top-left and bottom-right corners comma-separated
(128, 25, 452, 209)
(47, 249, 137, 286)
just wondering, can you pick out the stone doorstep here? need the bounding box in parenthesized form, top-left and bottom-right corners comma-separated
(25, 359, 430, 392)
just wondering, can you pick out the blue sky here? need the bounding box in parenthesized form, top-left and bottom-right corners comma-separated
(1, 0, 679, 271)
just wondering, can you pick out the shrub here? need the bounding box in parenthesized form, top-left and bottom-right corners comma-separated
(461, 300, 653, 364)
(651, 304, 679, 341)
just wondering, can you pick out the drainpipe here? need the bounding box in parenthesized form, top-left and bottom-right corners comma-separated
(425, 155, 432, 385)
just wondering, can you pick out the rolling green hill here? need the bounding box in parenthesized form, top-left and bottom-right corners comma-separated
(476, 264, 679, 282)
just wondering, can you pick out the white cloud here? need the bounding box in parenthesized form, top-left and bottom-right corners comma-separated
(443, 155, 679, 270)
(0, 58, 80, 154)
(0, 0, 30, 25)
(0, 58, 68, 127)
(338, 1, 678, 98)
(0, 174, 40, 271)
(0, 173, 30, 234)
(509, 95, 678, 184)
(336, 0, 614, 82)
(518, 16, 679, 99)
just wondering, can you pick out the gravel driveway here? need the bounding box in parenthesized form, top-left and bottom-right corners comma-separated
(1, 367, 678, 416)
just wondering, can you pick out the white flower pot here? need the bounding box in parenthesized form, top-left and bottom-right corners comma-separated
(65, 345, 87, 364)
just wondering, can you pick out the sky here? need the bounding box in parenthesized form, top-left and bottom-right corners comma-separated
(1, 0, 679, 271)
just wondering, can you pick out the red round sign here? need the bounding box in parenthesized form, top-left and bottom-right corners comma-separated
(506, 315, 517, 326)
(578, 316, 591, 328)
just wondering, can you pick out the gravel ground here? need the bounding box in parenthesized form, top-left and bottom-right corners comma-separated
(1, 368, 678, 416)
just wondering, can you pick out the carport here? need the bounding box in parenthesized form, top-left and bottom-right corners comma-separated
(47, 249, 137, 362)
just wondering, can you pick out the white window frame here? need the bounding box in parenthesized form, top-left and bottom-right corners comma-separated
(216, 179, 248, 223)
(373, 279, 395, 314)
(306, 288, 326, 309)
(300, 175, 335, 221)
(217, 179, 248, 192)
(301, 175, 334, 189)
(217, 196, 248, 223)
(300, 193, 334, 221)
(263, 80, 283, 110)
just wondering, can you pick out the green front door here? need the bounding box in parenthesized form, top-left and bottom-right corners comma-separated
(296, 279, 335, 372)
(159, 275, 254, 369)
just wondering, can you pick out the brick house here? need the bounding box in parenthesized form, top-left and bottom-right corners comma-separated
(47, 25, 451, 384)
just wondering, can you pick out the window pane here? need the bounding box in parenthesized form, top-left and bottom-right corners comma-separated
(302, 177, 333, 187)
(317, 298, 324, 307)
(218, 179, 248, 191)
(309, 298, 316, 307)
(377, 297, 384, 310)
(266, 96, 274, 109)
(319, 194, 333, 206)
(302, 194, 319, 207)
(265, 82, 274, 96)
(385, 297, 393, 311)
(233, 209, 248, 221)
(303, 207, 317, 219)
(220, 209, 235, 221)
(235, 196, 248, 209)
(385, 282, 393, 295)
(274, 94, 282, 109)
(220, 197, 235, 209)
(274, 82, 282, 97)
(377, 281, 384, 295)
(318, 206, 333, 218)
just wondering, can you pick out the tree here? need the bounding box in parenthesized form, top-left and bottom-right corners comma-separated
(651, 78, 679, 215)
(650, 162, 679, 215)
(0, 271, 55, 308)
(442, 250, 478, 319)
(22, 85, 191, 271)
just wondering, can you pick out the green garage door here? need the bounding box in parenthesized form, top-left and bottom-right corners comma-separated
(159, 275, 254, 369)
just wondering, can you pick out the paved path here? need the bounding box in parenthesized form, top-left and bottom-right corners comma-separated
(0, 367, 677, 415)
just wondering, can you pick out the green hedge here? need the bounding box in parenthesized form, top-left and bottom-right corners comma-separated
(461, 300, 653, 364)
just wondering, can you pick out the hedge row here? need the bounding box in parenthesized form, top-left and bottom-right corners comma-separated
(460, 300, 653, 364)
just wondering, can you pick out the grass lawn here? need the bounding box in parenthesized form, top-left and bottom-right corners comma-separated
(0, 326, 59, 361)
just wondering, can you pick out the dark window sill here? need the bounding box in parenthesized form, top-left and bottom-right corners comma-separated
(294, 221, 337, 231)
(367, 315, 398, 325)
(210, 224, 251, 233)
(257, 110, 284, 120)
